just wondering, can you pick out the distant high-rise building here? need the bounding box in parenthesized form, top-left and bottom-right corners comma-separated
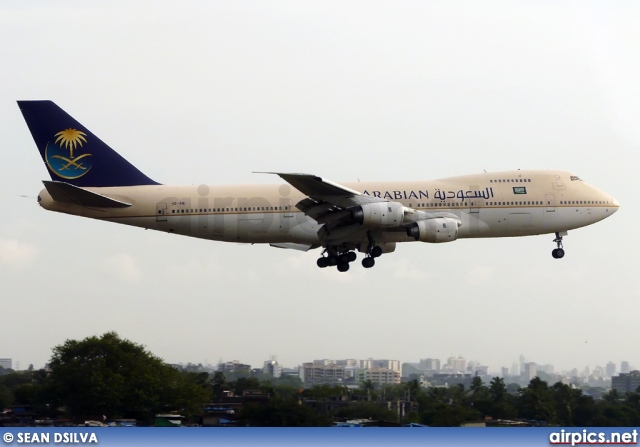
(621, 361, 631, 374)
(420, 358, 441, 371)
(606, 362, 616, 378)
(612, 371, 640, 394)
(447, 356, 466, 373)
(501, 367, 509, 377)
(523, 362, 537, 382)
(0, 359, 11, 370)
(262, 357, 282, 378)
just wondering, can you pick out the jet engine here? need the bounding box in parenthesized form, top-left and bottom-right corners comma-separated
(351, 202, 404, 228)
(406, 217, 460, 243)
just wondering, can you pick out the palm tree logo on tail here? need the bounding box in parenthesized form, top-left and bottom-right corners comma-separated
(45, 128, 93, 180)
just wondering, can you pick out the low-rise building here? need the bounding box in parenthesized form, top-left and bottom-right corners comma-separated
(301, 362, 346, 386)
(357, 367, 401, 385)
(612, 370, 640, 394)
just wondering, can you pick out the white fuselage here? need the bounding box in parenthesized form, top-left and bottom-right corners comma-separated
(37, 170, 619, 248)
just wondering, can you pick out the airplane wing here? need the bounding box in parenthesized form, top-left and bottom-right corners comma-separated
(271, 172, 383, 208)
(264, 173, 383, 231)
(264, 172, 459, 243)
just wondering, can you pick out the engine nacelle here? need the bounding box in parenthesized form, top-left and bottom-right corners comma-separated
(351, 202, 404, 228)
(406, 217, 460, 243)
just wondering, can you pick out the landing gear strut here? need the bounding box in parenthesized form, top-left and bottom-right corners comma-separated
(552, 232, 565, 259)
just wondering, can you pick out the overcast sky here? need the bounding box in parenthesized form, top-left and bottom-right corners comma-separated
(1, 1, 638, 375)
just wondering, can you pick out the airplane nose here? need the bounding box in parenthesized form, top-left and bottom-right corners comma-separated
(611, 197, 620, 212)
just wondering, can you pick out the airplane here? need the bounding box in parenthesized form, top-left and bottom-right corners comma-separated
(18, 100, 620, 272)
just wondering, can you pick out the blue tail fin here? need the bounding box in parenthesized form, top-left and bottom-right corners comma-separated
(18, 100, 159, 187)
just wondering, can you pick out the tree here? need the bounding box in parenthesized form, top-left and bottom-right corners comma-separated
(405, 379, 422, 401)
(517, 377, 556, 423)
(240, 396, 333, 426)
(0, 385, 12, 409)
(469, 376, 485, 394)
(45, 332, 208, 421)
(486, 377, 516, 419)
(232, 377, 262, 396)
(211, 371, 228, 399)
(360, 379, 376, 401)
(551, 382, 584, 426)
(417, 385, 482, 426)
(337, 402, 397, 423)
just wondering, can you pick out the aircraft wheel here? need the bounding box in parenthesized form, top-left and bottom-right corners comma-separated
(317, 257, 328, 268)
(362, 257, 375, 268)
(347, 251, 357, 262)
(327, 255, 338, 266)
(339, 253, 350, 264)
(551, 248, 566, 259)
(371, 246, 383, 258)
(337, 263, 350, 272)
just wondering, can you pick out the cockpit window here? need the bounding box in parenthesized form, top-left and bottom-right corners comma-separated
(570, 175, 582, 181)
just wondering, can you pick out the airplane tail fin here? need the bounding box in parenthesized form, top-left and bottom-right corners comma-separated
(18, 100, 159, 187)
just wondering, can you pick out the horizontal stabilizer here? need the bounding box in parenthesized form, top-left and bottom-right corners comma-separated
(43, 181, 131, 208)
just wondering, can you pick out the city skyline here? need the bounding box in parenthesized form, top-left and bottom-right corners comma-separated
(3, 352, 634, 380)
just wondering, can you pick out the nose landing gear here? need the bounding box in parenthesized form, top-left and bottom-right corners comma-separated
(552, 232, 566, 259)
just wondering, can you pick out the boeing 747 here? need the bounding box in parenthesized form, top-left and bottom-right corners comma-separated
(18, 101, 620, 272)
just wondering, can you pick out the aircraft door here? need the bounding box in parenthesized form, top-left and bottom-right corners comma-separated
(545, 194, 556, 212)
(282, 198, 294, 218)
(156, 202, 168, 221)
(467, 184, 481, 214)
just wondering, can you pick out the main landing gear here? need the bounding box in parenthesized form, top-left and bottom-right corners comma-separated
(552, 232, 565, 259)
(316, 243, 384, 272)
(317, 250, 357, 272)
(362, 245, 382, 269)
